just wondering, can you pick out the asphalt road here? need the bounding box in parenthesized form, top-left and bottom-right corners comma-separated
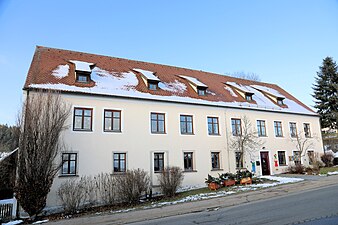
(131, 183, 338, 225)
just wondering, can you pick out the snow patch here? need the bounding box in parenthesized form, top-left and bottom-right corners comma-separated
(158, 80, 187, 93)
(179, 75, 208, 87)
(51, 64, 69, 79)
(251, 85, 286, 98)
(133, 68, 160, 81)
(224, 86, 238, 97)
(32, 219, 49, 224)
(328, 171, 338, 175)
(69, 60, 94, 72)
(2, 220, 23, 225)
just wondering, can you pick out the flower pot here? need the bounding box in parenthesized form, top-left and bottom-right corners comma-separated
(223, 179, 236, 187)
(240, 177, 252, 185)
(208, 182, 220, 190)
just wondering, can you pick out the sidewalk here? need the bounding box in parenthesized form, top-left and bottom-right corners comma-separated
(46, 175, 338, 225)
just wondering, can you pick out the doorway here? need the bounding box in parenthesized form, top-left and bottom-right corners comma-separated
(260, 151, 271, 175)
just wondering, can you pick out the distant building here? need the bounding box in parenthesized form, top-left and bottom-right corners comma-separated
(23, 46, 324, 208)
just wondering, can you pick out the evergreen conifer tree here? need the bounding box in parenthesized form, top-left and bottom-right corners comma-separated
(313, 57, 338, 129)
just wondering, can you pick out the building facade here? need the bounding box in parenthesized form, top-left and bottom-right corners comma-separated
(23, 46, 323, 207)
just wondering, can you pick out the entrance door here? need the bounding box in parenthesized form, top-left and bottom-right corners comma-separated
(260, 151, 270, 175)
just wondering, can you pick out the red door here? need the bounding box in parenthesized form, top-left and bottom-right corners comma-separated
(260, 151, 271, 175)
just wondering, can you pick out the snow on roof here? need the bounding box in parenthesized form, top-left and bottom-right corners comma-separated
(133, 68, 160, 81)
(69, 60, 94, 72)
(179, 75, 208, 88)
(251, 85, 286, 99)
(51, 64, 69, 79)
(226, 82, 254, 94)
(158, 80, 187, 93)
(29, 67, 316, 115)
(224, 86, 238, 97)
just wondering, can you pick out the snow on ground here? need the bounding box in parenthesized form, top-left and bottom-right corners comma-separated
(328, 171, 338, 175)
(0, 151, 10, 161)
(2, 220, 23, 225)
(32, 219, 49, 224)
(51, 65, 69, 79)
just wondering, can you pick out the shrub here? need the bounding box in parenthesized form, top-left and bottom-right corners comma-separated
(321, 152, 334, 167)
(287, 164, 305, 174)
(58, 178, 87, 214)
(158, 166, 184, 197)
(115, 169, 150, 205)
(95, 173, 117, 205)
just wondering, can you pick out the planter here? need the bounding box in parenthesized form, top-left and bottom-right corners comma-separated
(222, 179, 236, 187)
(240, 177, 252, 185)
(208, 182, 220, 190)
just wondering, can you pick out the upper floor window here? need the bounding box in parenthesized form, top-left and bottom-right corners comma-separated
(76, 72, 90, 83)
(231, 118, 241, 136)
(184, 152, 194, 171)
(113, 153, 126, 172)
(289, 122, 297, 138)
(104, 110, 121, 132)
(211, 152, 220, 170)
(154, 152, 164, 172)
(277, 151, 287, 166)
(62, 153, 77, 175)
(274, 121, 283, 137)
(303, 123, 311, 138)
(73, 107, 93, 131)
(207, 117, 219, 135)
(257, 120, 267, 137)
(245, 94, 253, 102)
(151, 113, 165, 133)
(180, 115, 194, 134)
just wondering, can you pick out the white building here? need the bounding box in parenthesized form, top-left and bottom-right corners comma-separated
(23, 46, 323, 207)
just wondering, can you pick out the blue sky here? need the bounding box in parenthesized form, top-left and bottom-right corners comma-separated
(0, 0, 338, 125)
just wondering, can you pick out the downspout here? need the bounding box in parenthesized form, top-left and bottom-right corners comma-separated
(224, 110, 231, 172)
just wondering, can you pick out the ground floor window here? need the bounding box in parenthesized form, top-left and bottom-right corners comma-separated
(62, 153, 77, 175)
(277, 151, 287, 166)
(184, 152, 194, 171)
(211, 152, 220, 170)
(113, 153, 126, 172)
(293, 151, 301, 165)
(154, 153, 164, 172)
(307, 150, 314, 165)
(235, 152, 243, 169)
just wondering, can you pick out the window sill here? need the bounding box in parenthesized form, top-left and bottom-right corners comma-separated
(279, 164, 288, 167)
(111, 172, 126, 176)
(181, 133, 194, 135)
(275, 136, 284, 138)
(211, 168, 223, 171)
(183, 170, 197, 173)
(104, 130, 122, 133)
(73, 129, 93, 132)
(151, 132, 167, 134)
(154, 171, 163, 174)
(208, 134, 221, 136)
(59, 174, 79, 178)
(258, 135, 268, 138)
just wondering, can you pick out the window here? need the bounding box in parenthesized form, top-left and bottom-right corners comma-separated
(277, 98, 284, 106)
(274, 121, 283, 137)
(76, 71, 90, 83)
(235, 152, 243, 168)
(73, 108, 93, 131)
(231, 118, 241, 136)
(308, 151, 314, 165)
(198, 89, 206, 96)
(62, 153, 77, 175)
(289, 122, 297, 138)
(113, 153, 126, 172)
(184, 152, 194, 171)
(151, 113, 165, 133)
(207, 117, 219, 135)
(148, 82, 158, 90)
(154, 153, 164, 172)
(257, 120, 267, 137)
(304, 123, 311, 138)
(277, 151, 287, 166)
(245, 94, 253, 101)
(293, 151, 301, 165)
(180, 115, 193, 134)
(104, 110, 121, 132)
(211, 152, 220, 170)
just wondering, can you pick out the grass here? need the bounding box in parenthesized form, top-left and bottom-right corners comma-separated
(319, 166, 338, 174)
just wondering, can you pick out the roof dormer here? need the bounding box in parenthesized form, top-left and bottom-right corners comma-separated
(179, 75, 208, 96)
(251, 85, 286, 106)
(133, 68, 160, 90)
(70, 60, 95, 83)
(225, 82, 254, 102)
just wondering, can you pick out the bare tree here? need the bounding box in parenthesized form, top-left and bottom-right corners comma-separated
(230, 71, 261, 82)
(230, 116, 264, 170)
(291, 131, 316, 165)
(16, 90, 70, 219)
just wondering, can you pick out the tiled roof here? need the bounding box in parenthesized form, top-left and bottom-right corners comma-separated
(24, 46, 316, 115)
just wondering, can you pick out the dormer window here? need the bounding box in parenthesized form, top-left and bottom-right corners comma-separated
(148, 82, 158, 90)
(70, 60, 95, 83)
(277, 98, 284, 106)
(198, 89, 206, 96)
(245, 93, 253, 102)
